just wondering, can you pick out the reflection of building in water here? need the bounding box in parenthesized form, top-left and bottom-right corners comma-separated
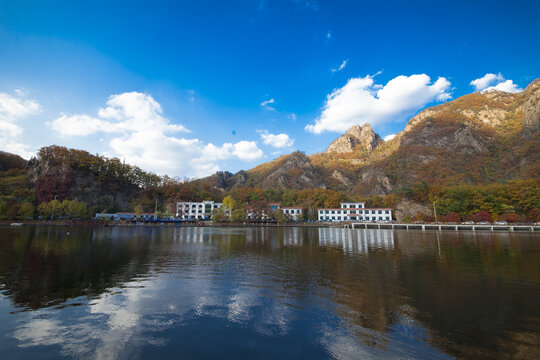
(282, 227, 303, 246)
(318, 228, 394, 254)
(172, 227, 205, 243)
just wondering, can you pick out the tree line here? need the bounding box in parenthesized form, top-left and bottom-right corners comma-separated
(1, 146, 538, 223)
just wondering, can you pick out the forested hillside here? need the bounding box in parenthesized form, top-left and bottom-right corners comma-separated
(0, 80, 539, 222)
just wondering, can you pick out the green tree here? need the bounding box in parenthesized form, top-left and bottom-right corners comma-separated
(49, 199, 61, 219)
(222, 195, 237, 210)
(274, 209, 289, 223)
(211, 208, 228, 223)
(60, 199, 71, 217)
(66, 200, 87, 218)
(0, 200, 8, 219)
(18, 202, 35, 219)
(37, 202, 52, 218)
(230, 208, 246, 222)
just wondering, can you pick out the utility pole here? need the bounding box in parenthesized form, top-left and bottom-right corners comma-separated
(155, 198, 158, 215)
(433, 201, 437, 222)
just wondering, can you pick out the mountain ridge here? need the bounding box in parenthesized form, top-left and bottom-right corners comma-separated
(196, 78, 540, 198)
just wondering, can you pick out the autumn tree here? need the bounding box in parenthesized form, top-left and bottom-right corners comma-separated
(230, 209, 247, 222)
(18, 202, 35, 219)
(442, 212, 460, 223)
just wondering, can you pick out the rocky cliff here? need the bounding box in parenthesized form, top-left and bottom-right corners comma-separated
(201, 78, 539, 196)
(325, 123, 383, 154)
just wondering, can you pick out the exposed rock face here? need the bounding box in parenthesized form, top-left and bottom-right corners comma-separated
(404, 109, 437, 133)
(404, 87, 525, 134)
(523, 79, 540, 135)
(27, 158, 138, 210)
(204, 171, 234, 191)
(257, 151, 319, 188)
(331, 170, 352, 186)
(325, 123, 382, 154)
(403, 122, 489, 154)
(394, 199, 432, 222)
(355, 168, 394, 196)
(199, 79, 539, 197)
(231, 170, 248, 187)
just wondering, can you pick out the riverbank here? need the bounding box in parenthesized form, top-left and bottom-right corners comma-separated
(2, 220, 540, 232)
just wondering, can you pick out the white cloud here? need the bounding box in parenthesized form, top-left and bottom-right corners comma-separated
(51, 92, 188, 137)
(470, 73, 522, 93)
(260, 98, 275, 110)
(482, 79, 522, 93)
(288, 113, 297, 121)
(49, 92, 263, 178)
(470, 73, 504, 91)
(326, 31, 332, 39)
(331, 59, 347, 73)
(50, 114, 113, 136)
(259, 130, 294, 148)
(0, 91, 41, 158)
(305, 73, 452, 134)
(383, 134, 396, 141)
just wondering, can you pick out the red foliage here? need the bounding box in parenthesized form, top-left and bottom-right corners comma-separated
(442, 212, 460, 223)
(414, 212, 435, 222)
(528, 208, 540, 222)
(499, 213, 519, 223)
(467, 210, 492, 222)
(35, 169, 73, 203)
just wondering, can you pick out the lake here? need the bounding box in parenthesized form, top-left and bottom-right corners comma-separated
(0, 225, 539, 359)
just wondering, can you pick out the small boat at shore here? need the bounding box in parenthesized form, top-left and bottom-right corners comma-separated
(10, 223, 23, 226)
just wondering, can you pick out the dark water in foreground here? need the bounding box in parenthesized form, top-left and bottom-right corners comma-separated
(0, 226, 539, 359)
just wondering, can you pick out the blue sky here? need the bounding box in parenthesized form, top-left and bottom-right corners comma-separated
(1, 0, 539, 178)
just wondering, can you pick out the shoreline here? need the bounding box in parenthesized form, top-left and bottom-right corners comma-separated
(2, 220, 539, 232)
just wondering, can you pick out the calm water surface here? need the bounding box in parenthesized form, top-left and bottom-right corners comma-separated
(0, 226, 539, 359)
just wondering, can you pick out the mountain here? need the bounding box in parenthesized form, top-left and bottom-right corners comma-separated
(325, 123, 382, 154)
(1, 79, 538, 220)
(200, 78, 540, 198)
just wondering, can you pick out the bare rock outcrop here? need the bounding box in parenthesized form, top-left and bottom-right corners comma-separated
(355, 168, 394, 196)
(522, 79, 540, 135)
(325, 123, 382, 154)
(331, 170, 352, 186)
(259, 151, 318, 188)
(394, 199, 432, 222)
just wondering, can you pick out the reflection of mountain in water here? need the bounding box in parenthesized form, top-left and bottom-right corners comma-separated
(1, 226, 539, 359)
(0, 226, 159, 310)
(318, 228, 394, 254)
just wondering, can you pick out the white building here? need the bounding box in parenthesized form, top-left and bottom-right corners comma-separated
(281, 207, 303, 221)
(176, 200, 222, 220)
(317, 202, 392, 222)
